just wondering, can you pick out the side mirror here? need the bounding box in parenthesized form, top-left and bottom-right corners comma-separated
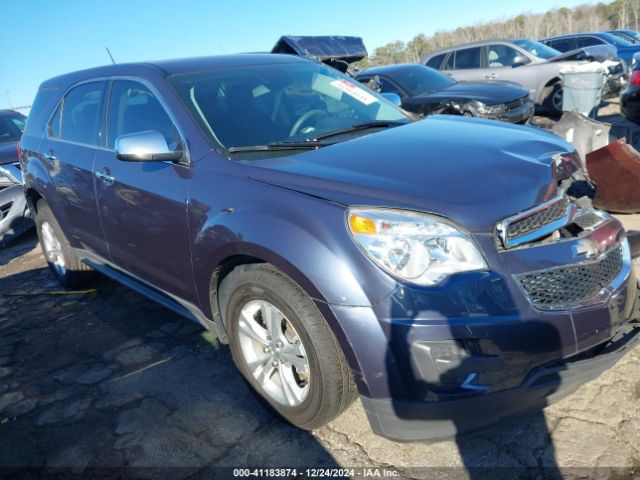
(115, 130, 183, 162)
(512, 55, 530, 67)
(381, 92, 402, 107)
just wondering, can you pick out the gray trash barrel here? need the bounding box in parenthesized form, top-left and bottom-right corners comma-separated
(559, 71, 606, 117)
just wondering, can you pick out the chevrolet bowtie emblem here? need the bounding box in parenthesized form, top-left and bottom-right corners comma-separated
(572, 239, 600, 259)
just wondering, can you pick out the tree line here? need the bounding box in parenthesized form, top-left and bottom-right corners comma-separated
(363, 0, 640, 66)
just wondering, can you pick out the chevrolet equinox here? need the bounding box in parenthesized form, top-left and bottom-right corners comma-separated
(19, 54, 639, 441)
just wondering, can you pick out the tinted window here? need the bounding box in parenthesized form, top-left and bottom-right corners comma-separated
(426, 53, 446, 69)
(547, 38, 576, 52)
(578, 36, 604, 47)
(49, 105, 62, 138)
(379, 78, 402, 95)
(443, 52, 455, 70)
(454, 47, 481, 69)
(53, 82, 104, 145)
(0, 113, 25, 143)
(107, 80, 180, 150)
(384, 66, 455, 96)
(487, 45, 521, 67)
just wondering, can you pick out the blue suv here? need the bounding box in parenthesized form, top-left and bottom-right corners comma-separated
(541, 32, 640, 64)
(19, 54, 640, 440)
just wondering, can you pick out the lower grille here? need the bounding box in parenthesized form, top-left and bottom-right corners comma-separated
(518, 245, 624, 309)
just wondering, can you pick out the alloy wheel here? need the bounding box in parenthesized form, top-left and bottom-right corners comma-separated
(40, 221, 66, 276)
(237, 299, 310, 406)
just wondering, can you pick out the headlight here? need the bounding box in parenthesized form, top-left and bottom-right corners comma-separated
(347, 208, 487, 286)
(467, 100, 506, 116)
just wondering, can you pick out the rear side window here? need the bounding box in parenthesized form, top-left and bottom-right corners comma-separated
(547, 38, 576, 52)
(449, 47, 482, 70)
(49, 82, 105, 145)
(107, 80, 180, 149)
(426, 53, 446, 69)
(577, 36, 605, 47)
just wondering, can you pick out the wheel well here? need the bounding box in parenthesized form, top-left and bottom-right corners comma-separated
(209, 255, 265, 343)
(544, 77, 561, 89)
(25, 188, 43, 214)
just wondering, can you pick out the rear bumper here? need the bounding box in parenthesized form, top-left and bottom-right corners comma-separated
(362, 319, 640, 441)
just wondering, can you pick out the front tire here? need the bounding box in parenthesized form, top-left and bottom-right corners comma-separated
(34, 199, 95, 288)
(219, 264, 357, 430)
(544, 82, 563, 117)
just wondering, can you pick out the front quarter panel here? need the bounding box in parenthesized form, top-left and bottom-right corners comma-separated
(189, 153, 397, 316)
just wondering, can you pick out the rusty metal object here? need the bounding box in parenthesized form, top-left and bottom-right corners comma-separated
(586, 138, 640, 213)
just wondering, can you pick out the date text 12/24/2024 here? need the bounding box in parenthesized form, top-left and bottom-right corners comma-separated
(233, 468, 400, 477)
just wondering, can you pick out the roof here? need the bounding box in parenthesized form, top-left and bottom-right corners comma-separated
(542, 32, 610, 41)
(40, 53, 311, 89)
(355, 63, 426, 77)
(423, 38, 523, 57)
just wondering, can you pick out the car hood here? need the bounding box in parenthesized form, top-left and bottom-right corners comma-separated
(550, 45, 619, 62)
(244, 116, 573, 233)
(0, 141, 18, 165)
(413, 81, 528, 105)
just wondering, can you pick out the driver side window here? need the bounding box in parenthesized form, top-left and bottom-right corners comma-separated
(106, 80, 180, 150)
(487, 45, 520, 68)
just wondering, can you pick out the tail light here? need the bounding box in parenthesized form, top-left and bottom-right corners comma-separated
(630, 70, 640, 86)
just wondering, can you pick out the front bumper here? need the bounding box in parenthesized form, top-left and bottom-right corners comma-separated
(361, 318, 640, 441)
(0, 184, 32, 246)
(329, 215, 637, 441)
(484, 99, 535, 124)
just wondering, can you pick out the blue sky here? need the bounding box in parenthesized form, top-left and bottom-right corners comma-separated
(2, 0, 589, 109)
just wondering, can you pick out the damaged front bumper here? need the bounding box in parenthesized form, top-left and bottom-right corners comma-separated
(476, 98, 535, 124)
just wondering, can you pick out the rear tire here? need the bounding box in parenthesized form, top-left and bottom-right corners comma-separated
(34, 199, 95, 288)
(219, 264, 357, 430)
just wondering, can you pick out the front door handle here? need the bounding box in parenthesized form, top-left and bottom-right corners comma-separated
(95, 169, 114, 185)
(484, 73, 498, 79)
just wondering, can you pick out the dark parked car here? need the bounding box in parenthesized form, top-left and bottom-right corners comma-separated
(354, 64, 533, 123)
(0, 109, 32, 245)
(621, 59, 640, 122)
(20, 54, 639, 441)
(541, 32, 640, 65)
(608, 29, 640, 46)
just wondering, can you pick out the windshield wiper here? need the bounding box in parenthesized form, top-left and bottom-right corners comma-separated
(311, 120, 408, 141)
(228, 140, 323, 153)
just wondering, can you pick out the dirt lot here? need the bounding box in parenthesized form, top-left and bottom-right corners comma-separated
(2, 108, 640, 479)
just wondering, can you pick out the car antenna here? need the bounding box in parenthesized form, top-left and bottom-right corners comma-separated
(105, 47, 116, 65)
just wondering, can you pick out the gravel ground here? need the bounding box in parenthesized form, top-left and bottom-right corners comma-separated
(2, 107, 640, 479)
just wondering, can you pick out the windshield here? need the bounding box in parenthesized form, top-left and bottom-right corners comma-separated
(384, 66, 456, 96)
(611, 31, 640, 44)
(513, 39, 560, 59)
(599, 32, 634, 47)
(0, 113, 25, 144)
(169, 62, 408, 150)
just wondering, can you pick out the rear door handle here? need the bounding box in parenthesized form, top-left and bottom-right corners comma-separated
(95, 169, 114, 185)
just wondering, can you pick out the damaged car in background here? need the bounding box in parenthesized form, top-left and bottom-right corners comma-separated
(354, 64, 534, 123)
(0, 109, 31, 246)
(422, 39, 627, 116)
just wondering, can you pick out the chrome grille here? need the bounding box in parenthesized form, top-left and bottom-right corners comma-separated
(499, 196, 573, 249)
(518, 245, 624, 309)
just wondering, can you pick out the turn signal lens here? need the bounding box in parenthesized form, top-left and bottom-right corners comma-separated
(349, 214, 378, 235)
